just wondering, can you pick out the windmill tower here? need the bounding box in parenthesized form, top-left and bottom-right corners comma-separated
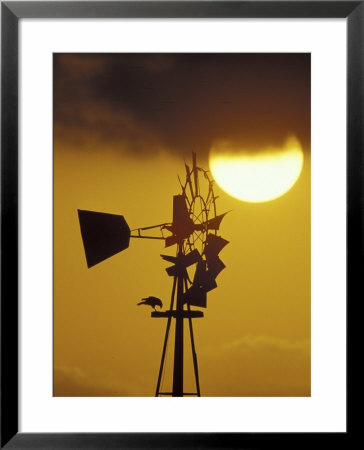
(78, 153, 228, 396)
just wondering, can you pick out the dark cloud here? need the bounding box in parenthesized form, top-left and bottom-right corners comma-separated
(54, 53, 310, 158)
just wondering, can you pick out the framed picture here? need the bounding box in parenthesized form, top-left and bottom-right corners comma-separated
(1, 1, 357, 448)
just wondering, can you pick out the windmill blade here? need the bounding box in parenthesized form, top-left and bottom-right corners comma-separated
(194, 212, 229, 231)
(192, 152, 199, 196)
(193, 260, 218, 292)
(163, 249, 201, 277)
(193, 260, 207, 284)
(204, 234, 229, 256)
(183, 284, 207, 308)
(160, 254, 178, 264)
(204, 235, 227, 277)
(177, 174, 188, 202)
(78, 209, 130, 268)
(185, 163, 194, 199)
(205, 255, 226, 278)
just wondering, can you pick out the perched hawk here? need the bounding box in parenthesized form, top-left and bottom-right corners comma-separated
(137, 296, 163, 310)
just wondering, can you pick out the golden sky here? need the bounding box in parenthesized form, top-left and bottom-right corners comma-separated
(54, 54, 310, 397)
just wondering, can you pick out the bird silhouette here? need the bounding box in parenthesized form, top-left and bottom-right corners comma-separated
(137, 296, 163, 310)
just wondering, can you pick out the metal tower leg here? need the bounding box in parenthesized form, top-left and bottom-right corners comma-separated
(155, 246, 203, 397)
(187, 304, 201, 397)
(172, 271, 184, 396)
(183, 278, 201, 397)
(155, 276, 177, 397)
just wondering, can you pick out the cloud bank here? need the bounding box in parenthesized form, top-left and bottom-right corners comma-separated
(54, 53, 311, 159)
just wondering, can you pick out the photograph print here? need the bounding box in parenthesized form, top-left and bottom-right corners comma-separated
(53, 53, 310, 397)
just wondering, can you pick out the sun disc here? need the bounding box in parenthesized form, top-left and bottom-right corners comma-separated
(209, 138, 304, 203)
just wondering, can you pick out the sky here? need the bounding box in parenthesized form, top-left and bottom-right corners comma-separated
(54, 53, 310, 396)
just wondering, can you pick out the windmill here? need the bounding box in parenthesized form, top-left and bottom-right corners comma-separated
(77, 153, 229, 397)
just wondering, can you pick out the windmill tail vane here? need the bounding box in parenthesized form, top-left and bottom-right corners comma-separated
(77, 152, 229, 396)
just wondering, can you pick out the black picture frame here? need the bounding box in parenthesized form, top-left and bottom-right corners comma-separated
(1, 1, 357, 448)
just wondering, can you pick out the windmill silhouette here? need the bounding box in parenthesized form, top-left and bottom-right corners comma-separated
(78, 153, 228, 397)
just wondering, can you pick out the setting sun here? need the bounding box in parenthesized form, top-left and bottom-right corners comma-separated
(209, 137, 304, 202)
